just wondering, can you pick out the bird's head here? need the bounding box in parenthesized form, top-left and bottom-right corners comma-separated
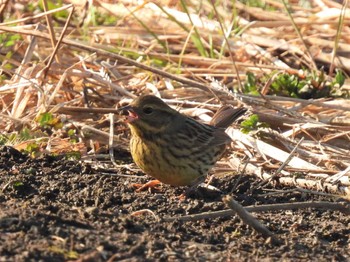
(120, 95, 179, 135)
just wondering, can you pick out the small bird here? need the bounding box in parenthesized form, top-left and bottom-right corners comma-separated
(121, 95, 246, 189)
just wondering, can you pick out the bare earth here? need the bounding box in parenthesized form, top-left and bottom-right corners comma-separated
(0, 146, 349, 261)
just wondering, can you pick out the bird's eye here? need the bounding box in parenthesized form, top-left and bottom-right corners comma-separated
(142, 106, 153, 114)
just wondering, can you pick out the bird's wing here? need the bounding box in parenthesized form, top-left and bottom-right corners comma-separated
(197, 126, 231, 147)
(179, 118, 231, 149)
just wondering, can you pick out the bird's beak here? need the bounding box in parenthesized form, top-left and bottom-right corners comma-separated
(118, 105, 138, 122)
(118, 105, 131, 115)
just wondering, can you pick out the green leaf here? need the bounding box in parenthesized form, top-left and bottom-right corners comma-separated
(13, 181, 24, 189)
(25, 142, 39, 153)
(335, 70, 345, 87)
(241, 114, 269, 134)
(243, 72, 259, 95)
(241, 114, 259, 133)
(65, 151, 81, 160)
(37, 113, 62, 129)
(19, 127, 33, 140)
(37, 112, 54, 127)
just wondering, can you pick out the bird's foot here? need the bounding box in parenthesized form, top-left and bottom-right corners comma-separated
(132, 179, 161, 192)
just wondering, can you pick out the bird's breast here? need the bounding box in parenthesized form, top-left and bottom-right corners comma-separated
(129, 132, 226, 186)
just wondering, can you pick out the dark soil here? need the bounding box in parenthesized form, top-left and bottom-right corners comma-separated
(0, 146, 349, 261)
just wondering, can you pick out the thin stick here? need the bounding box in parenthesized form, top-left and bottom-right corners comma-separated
(329, 0, 348, 75)
(130, 209, 160, 221)
(109, 113, 118, 167)
(255, 137, 304, 190)
(51, 106, 122, 115)
(260, 187, 338, 198)
(0, 4, 73, 26)
(223, 195, 279, 243)
(230, 161, 248, 193)
(80, 125, 122, 145)
(209, 0, 242, 91)
(163, 201, 350, 222)
(281, 0, 317, 70)
(41, 5, 74, 80)
(42, 0, 58, 59)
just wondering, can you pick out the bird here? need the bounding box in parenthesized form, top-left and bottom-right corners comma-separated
(120, 95, 246, 190)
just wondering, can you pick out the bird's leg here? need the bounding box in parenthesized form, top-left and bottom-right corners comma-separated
(132, 180, 161, 192)
(201, 173, 222, 193)
(179, 174, 222, 200)
(178, 175, 207, 200)
(205, 174, 215, 186)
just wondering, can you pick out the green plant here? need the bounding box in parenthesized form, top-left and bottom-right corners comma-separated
(241, 114, 269, 134)
(12, 181, 24, 190)
(36, 113, 62, 129)
(244, 69, 348, 99)
(0, 127, 35, 146)
(238, 0, 277, 10)
(24, 142, 40, 157)
(0, 34, 22, 48)
(243, 72, 260, 95)
(270, 69, 347, 99)
(65, 151, 81, 160)
(48, 246, 79, 260)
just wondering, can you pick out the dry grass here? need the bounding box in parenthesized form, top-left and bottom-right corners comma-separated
(0, 0, 349, 196)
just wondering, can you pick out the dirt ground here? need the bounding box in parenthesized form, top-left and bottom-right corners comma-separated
(0, 145, 349, 261)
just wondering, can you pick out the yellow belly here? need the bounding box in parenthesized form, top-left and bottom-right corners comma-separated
(130, 135, 225, 186)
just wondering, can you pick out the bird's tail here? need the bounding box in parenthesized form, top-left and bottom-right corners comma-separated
(210, 105, 247, 128)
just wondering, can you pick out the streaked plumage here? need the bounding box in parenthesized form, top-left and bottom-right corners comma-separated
(123, 95, 246, 186)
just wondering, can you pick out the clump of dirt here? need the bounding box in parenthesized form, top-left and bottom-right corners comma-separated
(0, 146, 349, 261)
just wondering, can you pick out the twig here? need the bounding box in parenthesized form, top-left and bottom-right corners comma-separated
(109, 113, 118, 167)
(259, 187, 339, 198)
(257, 91, 310, 121)
(51, 106, 122, 114)
(0, 5, 73, 26)
(163, 200, 350, 222)
(80, 125, 123, 145)
(230, 161, 248, 193)
(325, 165, 350, 185)
(130, 209, 160, 221)
(0, 0, 10, 19)
(41, 5, 75, 80)
(254, 137, 304, 190)
(209, 0, 242, 91)
(223, 195, 279, 243)
(329, 0, 348, 75)
(42, 0, 58, 58)
(281, 0, 317, 70)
